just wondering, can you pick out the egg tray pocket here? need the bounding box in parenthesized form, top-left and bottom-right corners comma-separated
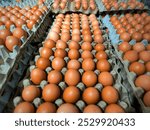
(111, 41, 150, 112)
(0, 43, 36, 113)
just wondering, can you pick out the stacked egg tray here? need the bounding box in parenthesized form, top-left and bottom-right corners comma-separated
(97, 0, 149, 13)
(51, 0, 98, 14)
(5, 13, 136, 113)
(0, 6, 52, 94)
(102, 14, 150, 112)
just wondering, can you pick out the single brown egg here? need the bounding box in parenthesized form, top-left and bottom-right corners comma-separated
(82, 71, 97, 87)
(95, 51, 108, 60)
(95, 43, 105, 51)
(5, 36, 21, 52)
(94, 35, 104, 43)
(48, 70, 62, 84)
(13, 28, 27, 39)
(36, 102, 57, 113)
(61, 32, 70, 42)
(57, 103, 79, 113)
(123, 50, 139, 63)
(81, 42, 92, 51)
(56, 40, 67, 49)
(98, 72, 113, 86)
(68, 49, 80, 59)
(22, 85, 40, 102)
(14, 102, 35, 113)
(143, 91, 150, 107)
(5, 20, 14, 29)
(143, 33, 150, 42)
(83, 105, 102, 113)
(54, 49, 67, 58)
(72, 34, 81, 42)
(97, 59, 111, 72)
(132, 32, 143, 42)
(146, 44, 150, 50)
(105, 104, 125, 113)
(118, 42, 132, 53)
(67, 60, 80, 70)
(135, 75, 150, 91)
(65, 69, 80, 86)
(83, 34, 92, 43)
(101, 86, 119, 104)
(82, 58, 95, 71)
(63, 86, 80, 103)
(145, 61, 150, 72)
(81, 51, 93, 59)
(82, 87, 100, 104)
(30, 68, 46, 84)
(120, 32, 131, 42)
(129, 62, 145, 75)
(40, 47, 53, 59)
(44, 39, 55, 48)
(36, 57, 50, 70)
(139, 51, 150, 62)
(27, 20, 36, 29)
(69, 41, 80, 50)
(133, 42, 145, 52)
(0, 29, 12, 41)
(42, 84, 60, 102)
(52, 57, 65, 71)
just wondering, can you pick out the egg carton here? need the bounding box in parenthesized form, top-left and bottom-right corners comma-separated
(0, 43, 36, 112)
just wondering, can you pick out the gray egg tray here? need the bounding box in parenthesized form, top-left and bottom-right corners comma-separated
(95, 0, 148, 12)
(0, 9, 52, 91)
(51, 0, 98, 14)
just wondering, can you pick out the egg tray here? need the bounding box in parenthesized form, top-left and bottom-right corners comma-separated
(96, 0, 149, 13)
(50, 1, 98, 14)
(0, 43, 36, 113)
(0, 9, 52, 91)
(7, 39, 135, 113)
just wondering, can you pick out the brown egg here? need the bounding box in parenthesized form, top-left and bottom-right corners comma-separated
(36, 102, 57, 113)
(22, 85, 40, 102)
(118, 42, 132, 53)
(94, 35, 104, 43)
(95, 43, 105, 51)
(72, 34, 81, 42)
(139, 51, 150, 62)
(83, 105, 102, 113)
(98, 72, 113, 86)
(97, 59, 111, 72)
(54, 49, 67, 58)
(143, 33, 150, 42)
(5, 20, 14, 29)
(123, 50, 139, 63)
(63, 86, 80, 103)
(82, 58, 95, 71)
(36, 57, 50, 70)
(133, 42, 145, 52)
(68, 49, 80, 59)
(27, 20, 36, 29)
(132, 32, 143, 42)
(143, 91, 150, 107)
(5, 36, 21, 52)
(83, 34, 92, 43)
(30, 68, 46, 84)
(135, 75, 150, 91)
(69, 41, 80, 50)
(67, 60, 80, 70)
(0, 29, 12, 41)
(82, 87, 100, 104)
(81, 51, 93, 59)
(48, 70, 62, 84)
(147, 44, 150, 50)
(57, 103, 79, 113)
(61, 32, 70, 42)
(101, 86, 119, 104)
(44, 39, 55, 48)
(81, 42, 92, 51)
(120, 32, 131, 42)
(145, 61, 150, 72)
(42, 84, 60, 102)
(105, 104, 125, 113)
(13, 28, 27, 39)
(56, 40, 67, 49)
(82, 71, 97, 87)
(65, 69, 80, 86)
(95, 51, 108, 60)
(52, 57, 65, 71)
(40, 47, 53, 59)
(15, 19, 26, 27)
(129, 62, 145, 75)
(0, 16, 9, 23)
(14, 102, 35, 113)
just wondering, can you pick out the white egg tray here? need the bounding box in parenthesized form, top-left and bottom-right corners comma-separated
(0, 43, 35, 112)
(0, 9, 51, 91)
